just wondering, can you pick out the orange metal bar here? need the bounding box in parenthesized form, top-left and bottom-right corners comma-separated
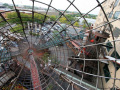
(29, 54, 41, 90)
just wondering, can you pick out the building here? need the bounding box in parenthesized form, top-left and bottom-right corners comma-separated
(94, 0, 120, 89)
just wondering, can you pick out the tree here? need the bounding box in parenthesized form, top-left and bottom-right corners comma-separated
(74, 22, 79, 27)
(83, 24, 87, 29)
(49, 15, 57, 21)
(82, 20, 87, 28)
(3, 3, 13, 9)
(82, 20, 86, 25)
(6, 12, 45, 24)
(50, 56, 60, 64)
(41, 52, 49, 63)
(92, 16, 96, 19)
(46, 84, 53, 90)
(59, 12, 62, 16)
(59, 14, 77, 25)
(0, 18, 6, 27)
(10, 24, 23, 33)
(7, 12, 20, 23)
(52, 30, 60, 38)
(34, 13, 45, 24)
(66, 14, 75, 22)
(60, 17, 67, 23)
(88, 23, 92, 26)
(3, 3, 9, 7)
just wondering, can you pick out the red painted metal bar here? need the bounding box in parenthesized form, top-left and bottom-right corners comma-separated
(29, 54, 41, 90)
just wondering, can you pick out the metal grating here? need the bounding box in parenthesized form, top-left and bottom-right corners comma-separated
(0, 0, 120, 90)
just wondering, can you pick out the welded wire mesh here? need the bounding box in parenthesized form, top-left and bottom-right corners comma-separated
(0, 0, 120, 90)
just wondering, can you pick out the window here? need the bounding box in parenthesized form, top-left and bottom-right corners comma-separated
(103, 64, 111, 82)
(113, 11, 120, 19)
(108, 11, 113, 18)
(106, 42, 113, 52)
(114, 0, 119, 7)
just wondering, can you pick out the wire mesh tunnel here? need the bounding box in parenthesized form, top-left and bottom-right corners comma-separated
(0, 0, 120, 90)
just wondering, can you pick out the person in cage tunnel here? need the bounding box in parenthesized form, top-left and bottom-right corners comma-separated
(80, 30, 110, 59)
(89, 30, 109, 43)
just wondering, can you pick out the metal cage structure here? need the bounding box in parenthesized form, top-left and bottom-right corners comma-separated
(0, 0, 120, 90)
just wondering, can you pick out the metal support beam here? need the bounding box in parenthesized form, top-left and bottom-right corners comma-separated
(29, 50, 42, 90)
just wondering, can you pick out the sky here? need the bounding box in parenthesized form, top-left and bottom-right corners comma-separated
(0, 0, 104, 15)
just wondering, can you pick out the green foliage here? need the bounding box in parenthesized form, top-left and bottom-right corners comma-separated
(83, 24, 87, 28)
(59, 12, 62, 16)
(49, 15, 57, 21)
(7, 12, 20, 23)
(50, 56, 60, 65)
(6, 12, 46, 24)
(3, 3, 13, 9)
(10, 24, 23, 33)
(3, 3, 9, 7)
(7, 12, 33, 23)
(53, 30, 59, 35)
(34, 13, 45, 24)
(46, 84, 53, 90)
(0, 22, 6, 27)
(0, 18, 6, 27)
(88, 23, 91, 26)
(21, 13, 32, 22)
(42, 52, 49, 63)
(82, 20, 87, 28)
(82, 13, 97, 19)
(52, 30, 61, 39)
(23, 5, 32, 9)
(92, 16, 96, 19)
(8, 6, 13, 9)
(59, 13, 97, 25)
(60, 17, 67, 24)
(82, 20, 86, 25)
(66, 14, 75, 21)
(82, 20, 92, 28)
(64, 13, 97, 19)
(29, 31, 39, 36)
(59, 15, 76, 24)
(73, 22, 79, 27)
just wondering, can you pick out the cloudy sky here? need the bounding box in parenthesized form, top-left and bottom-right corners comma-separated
(0, 0, 104, 15)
